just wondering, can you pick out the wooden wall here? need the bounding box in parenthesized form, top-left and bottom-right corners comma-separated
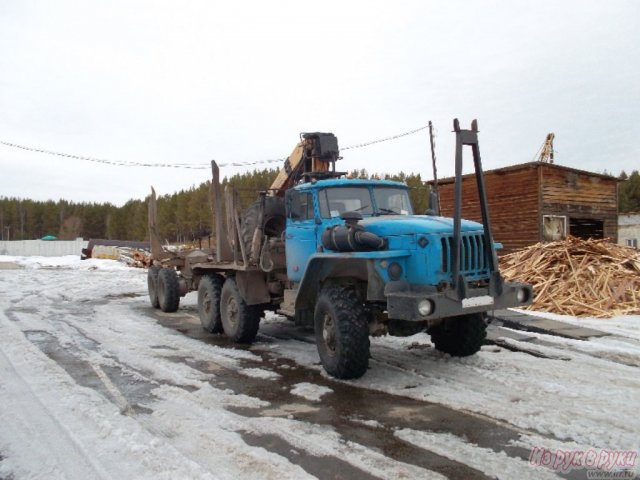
(437, 164, 540, 253)
(540, 164, 618, 241)
(436, 163, 618, 253)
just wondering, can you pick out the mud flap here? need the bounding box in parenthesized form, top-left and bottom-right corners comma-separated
(235, 271, 271, 306)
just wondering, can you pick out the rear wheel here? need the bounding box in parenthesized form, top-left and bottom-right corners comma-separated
(428, 313, 487, 356)
(198, 274, 224, 333)
(220, 277, 261, 343)
(147, 266, 160, 309)
(314, 284, 370, 379)
(157, 268, 180, 313)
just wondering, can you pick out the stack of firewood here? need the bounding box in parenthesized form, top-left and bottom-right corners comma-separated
(499, 237, 640, 318)
(120, 248, 152, 268)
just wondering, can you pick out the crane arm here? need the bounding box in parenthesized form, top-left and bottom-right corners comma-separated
(270, 133, 340, 196)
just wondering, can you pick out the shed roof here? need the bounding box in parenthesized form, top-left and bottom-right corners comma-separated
(430, 161, 618, 186)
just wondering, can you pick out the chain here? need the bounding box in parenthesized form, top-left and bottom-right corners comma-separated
(0, 124, 429, 169)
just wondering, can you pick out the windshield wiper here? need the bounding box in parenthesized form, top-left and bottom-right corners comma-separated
(377, 208, 397, 215)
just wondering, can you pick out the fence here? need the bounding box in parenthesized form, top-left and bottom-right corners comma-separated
(0, 239, 88, 257)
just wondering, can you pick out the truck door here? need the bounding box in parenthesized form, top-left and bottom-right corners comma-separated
(285, 190, 317, 282)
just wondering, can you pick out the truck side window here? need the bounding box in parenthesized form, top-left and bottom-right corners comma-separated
(289, 191, 314, 221)
(301, 192, 314, 220)
(319, 190, 330, 218)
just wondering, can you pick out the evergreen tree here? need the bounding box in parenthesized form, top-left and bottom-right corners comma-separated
(619, 170, 640, 212)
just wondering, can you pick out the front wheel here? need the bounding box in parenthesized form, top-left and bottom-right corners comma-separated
(314, 284, 370, 379)
(220, 277, 261, 343)
(428, 313, 487, 356)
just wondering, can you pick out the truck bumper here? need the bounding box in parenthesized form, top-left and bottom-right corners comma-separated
(386, 281, 533, 321)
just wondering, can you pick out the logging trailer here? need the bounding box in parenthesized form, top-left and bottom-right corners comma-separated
(147, 119, 533, 379)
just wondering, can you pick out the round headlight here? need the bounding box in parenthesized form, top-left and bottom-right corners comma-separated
(418, 299, 433, 316)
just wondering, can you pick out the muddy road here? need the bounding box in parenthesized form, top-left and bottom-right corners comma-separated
(2, 262, 638, 479)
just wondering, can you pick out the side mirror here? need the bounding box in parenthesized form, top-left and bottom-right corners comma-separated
(427, 191, 440, 216)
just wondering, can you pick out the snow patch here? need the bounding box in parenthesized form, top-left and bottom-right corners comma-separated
(396, 429, 563, 480)
(290, 382, 333, 402)
(240, 368, 281, 380)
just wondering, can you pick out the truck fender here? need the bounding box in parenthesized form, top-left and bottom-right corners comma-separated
(294, 256, 385, 311)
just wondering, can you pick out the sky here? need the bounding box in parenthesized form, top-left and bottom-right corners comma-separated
(1, 0, 639, 206)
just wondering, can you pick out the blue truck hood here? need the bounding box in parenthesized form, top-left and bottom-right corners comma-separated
(358, 215, 484, 236)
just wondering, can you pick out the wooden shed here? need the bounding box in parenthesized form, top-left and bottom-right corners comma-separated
(433, 162, 619, 253)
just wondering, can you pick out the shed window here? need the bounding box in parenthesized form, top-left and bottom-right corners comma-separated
(543, 215, 567, 241)
(627, 239, 638, 249)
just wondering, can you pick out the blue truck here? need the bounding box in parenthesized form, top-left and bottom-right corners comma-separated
(147, 119, 532, 379)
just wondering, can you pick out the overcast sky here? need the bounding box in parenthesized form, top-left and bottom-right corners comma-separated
(1, 1, 639, 206)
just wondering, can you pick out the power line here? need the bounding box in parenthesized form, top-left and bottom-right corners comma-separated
(0, 123, 429, 170)
(341, 124, 429, 150)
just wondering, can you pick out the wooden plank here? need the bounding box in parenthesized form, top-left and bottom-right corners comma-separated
(500, 237, 640, 318)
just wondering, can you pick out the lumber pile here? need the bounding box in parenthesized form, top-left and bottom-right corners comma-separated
(499, 236, 640, 318)
(120, 248, 152, 268)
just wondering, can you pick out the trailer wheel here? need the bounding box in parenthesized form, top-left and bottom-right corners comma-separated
(157, 268, 180, 313)
(428, 313, 487, 357)
(198, 274, 224, 333)
(314, 284, 370, 379)
(147, 266, 160, 309)
(220, 277, 261, 343)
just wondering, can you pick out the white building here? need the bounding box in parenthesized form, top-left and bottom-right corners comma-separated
(618, 212, 640, 249)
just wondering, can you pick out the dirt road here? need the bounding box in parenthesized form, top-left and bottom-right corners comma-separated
(1, 259, 638, 479)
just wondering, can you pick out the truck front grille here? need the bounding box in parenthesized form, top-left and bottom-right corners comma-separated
(440, 233, 489, 276)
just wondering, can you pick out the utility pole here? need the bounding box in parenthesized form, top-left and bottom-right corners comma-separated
(428, 121, 440, 215)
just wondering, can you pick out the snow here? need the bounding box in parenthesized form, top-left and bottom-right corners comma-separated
(240, 368, 282, 380)
(264, 315, 640, 452)
(1, 255, 639, 478)
(512, 308, 640, 341)
(1, 254, 132, 271)
(0, 304, 218, 480)
(396, 429, 564, 480)
(290, 383, 333, 402)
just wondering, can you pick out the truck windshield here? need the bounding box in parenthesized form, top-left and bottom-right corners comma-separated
(373, 187, 413, 215)
(319, 186, 412, 218)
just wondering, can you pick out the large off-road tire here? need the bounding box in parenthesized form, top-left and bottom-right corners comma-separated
(198, 274, 224, 333)
(147, 266, 160, 309)
(240, 198, 285, 253)
(314, 284, 370, 379)
(428, 313, 487, 356)
(220, 277, 261, 343)
(157, 268, 180, 313)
